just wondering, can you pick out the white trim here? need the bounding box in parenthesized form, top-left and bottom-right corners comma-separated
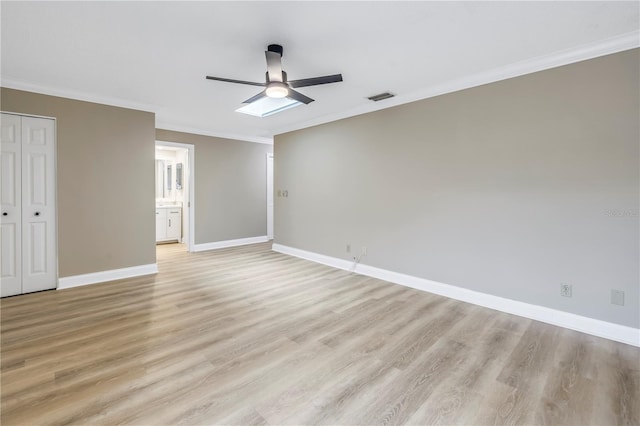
(0, 110, 57, 121)
(156, 123, 273, 145)
(266, 153, 274, 240)
(1, 78, 158, 113)
(272, 244, 640, 347)
(272, 31, 640, 136)
(57, 263, 158, 290)
(193, 236, 269, 252)
(156, 140, 195, 252)
(3, 32, 637, 143)
(0, 83, 269, 144)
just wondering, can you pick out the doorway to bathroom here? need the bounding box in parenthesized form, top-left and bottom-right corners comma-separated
(155, 141, 195, 252)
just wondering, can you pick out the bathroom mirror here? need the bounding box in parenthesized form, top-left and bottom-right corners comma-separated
(155, 159, 165, 198)
(167, 164, 172, 192)
(176, 163, 183, 190)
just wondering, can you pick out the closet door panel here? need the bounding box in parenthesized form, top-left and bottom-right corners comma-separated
(21, 116, 56, 293)
(0, 114, 22, 297)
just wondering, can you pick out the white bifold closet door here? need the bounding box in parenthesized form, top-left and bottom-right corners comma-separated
(1, 113, 57, 297)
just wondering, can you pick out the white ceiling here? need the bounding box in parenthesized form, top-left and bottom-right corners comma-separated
(2, 1, 638, 144)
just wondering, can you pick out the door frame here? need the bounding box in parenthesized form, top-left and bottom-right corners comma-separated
(155, 140, 195, 252)
(266, 153, 274, 240)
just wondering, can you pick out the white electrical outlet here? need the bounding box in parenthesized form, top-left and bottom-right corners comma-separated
(346, 244, 351, 253)
(560, 283, 572, 297)
(361, 246, 367, 256)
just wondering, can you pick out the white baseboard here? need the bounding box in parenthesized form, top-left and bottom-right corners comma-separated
(58, 263, 158, 290)
(192, 236, 269, 252)
(272, 244, 640, 347)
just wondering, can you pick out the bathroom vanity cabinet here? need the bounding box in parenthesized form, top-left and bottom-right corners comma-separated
(156, 206, 182, 243)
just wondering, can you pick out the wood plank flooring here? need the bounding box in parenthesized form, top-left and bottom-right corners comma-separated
(1, 242, 638, 425)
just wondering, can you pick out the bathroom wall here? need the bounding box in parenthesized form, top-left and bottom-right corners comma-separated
(155, 148, 185, 205)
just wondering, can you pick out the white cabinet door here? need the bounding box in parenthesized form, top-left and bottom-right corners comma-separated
(21, 117, 57, 294)
(156, 208, 167, 241)
(1, 114, 57, 297)
(166, 209, 181, 240)
(156, 207, 181, 243)
(1, 114, 23, 297)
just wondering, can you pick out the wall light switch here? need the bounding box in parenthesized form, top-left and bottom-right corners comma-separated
(611, 290, 625, 306)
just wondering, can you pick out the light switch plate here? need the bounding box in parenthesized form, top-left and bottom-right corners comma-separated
(611, 290, 624, 306)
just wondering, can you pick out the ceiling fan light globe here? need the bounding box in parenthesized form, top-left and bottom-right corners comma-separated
(265, 83, 289, 98)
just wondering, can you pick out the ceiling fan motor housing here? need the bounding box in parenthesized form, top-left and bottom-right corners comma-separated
(266, 70, 287, 83)
(268, 44, 283, 57)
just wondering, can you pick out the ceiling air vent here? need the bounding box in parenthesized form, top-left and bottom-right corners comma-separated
(367, 92, 395, 102)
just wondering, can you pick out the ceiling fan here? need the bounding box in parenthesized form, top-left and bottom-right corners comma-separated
(206, 44, 343, 105)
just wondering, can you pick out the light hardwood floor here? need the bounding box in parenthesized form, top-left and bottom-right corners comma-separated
(1, 242, 638, 425)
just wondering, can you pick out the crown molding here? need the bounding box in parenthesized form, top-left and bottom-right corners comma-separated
(1, 77, 158, 113)
(0, 77, 272, 144)
(155, 122, 273, 145)
(3, 31, 638, 142)
(272, 30, 640, 136)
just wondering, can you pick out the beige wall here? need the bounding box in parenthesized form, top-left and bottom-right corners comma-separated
(275, 49, 639, 328)
(155, 130, 272, 244)
(1, 88, 156, 277)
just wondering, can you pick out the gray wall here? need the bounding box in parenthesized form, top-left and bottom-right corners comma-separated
(155, 129, 272, 244)
(1, 88, 156, 277)
(274, 49, 639, 328)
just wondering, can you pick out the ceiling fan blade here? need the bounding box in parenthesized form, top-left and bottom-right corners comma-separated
(206, 76, 265, 87)
(288, 74, 343, 88)
(265, 51, 283, 82)
(243, 90, 267, 104)
(287, 89, 314, 105)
